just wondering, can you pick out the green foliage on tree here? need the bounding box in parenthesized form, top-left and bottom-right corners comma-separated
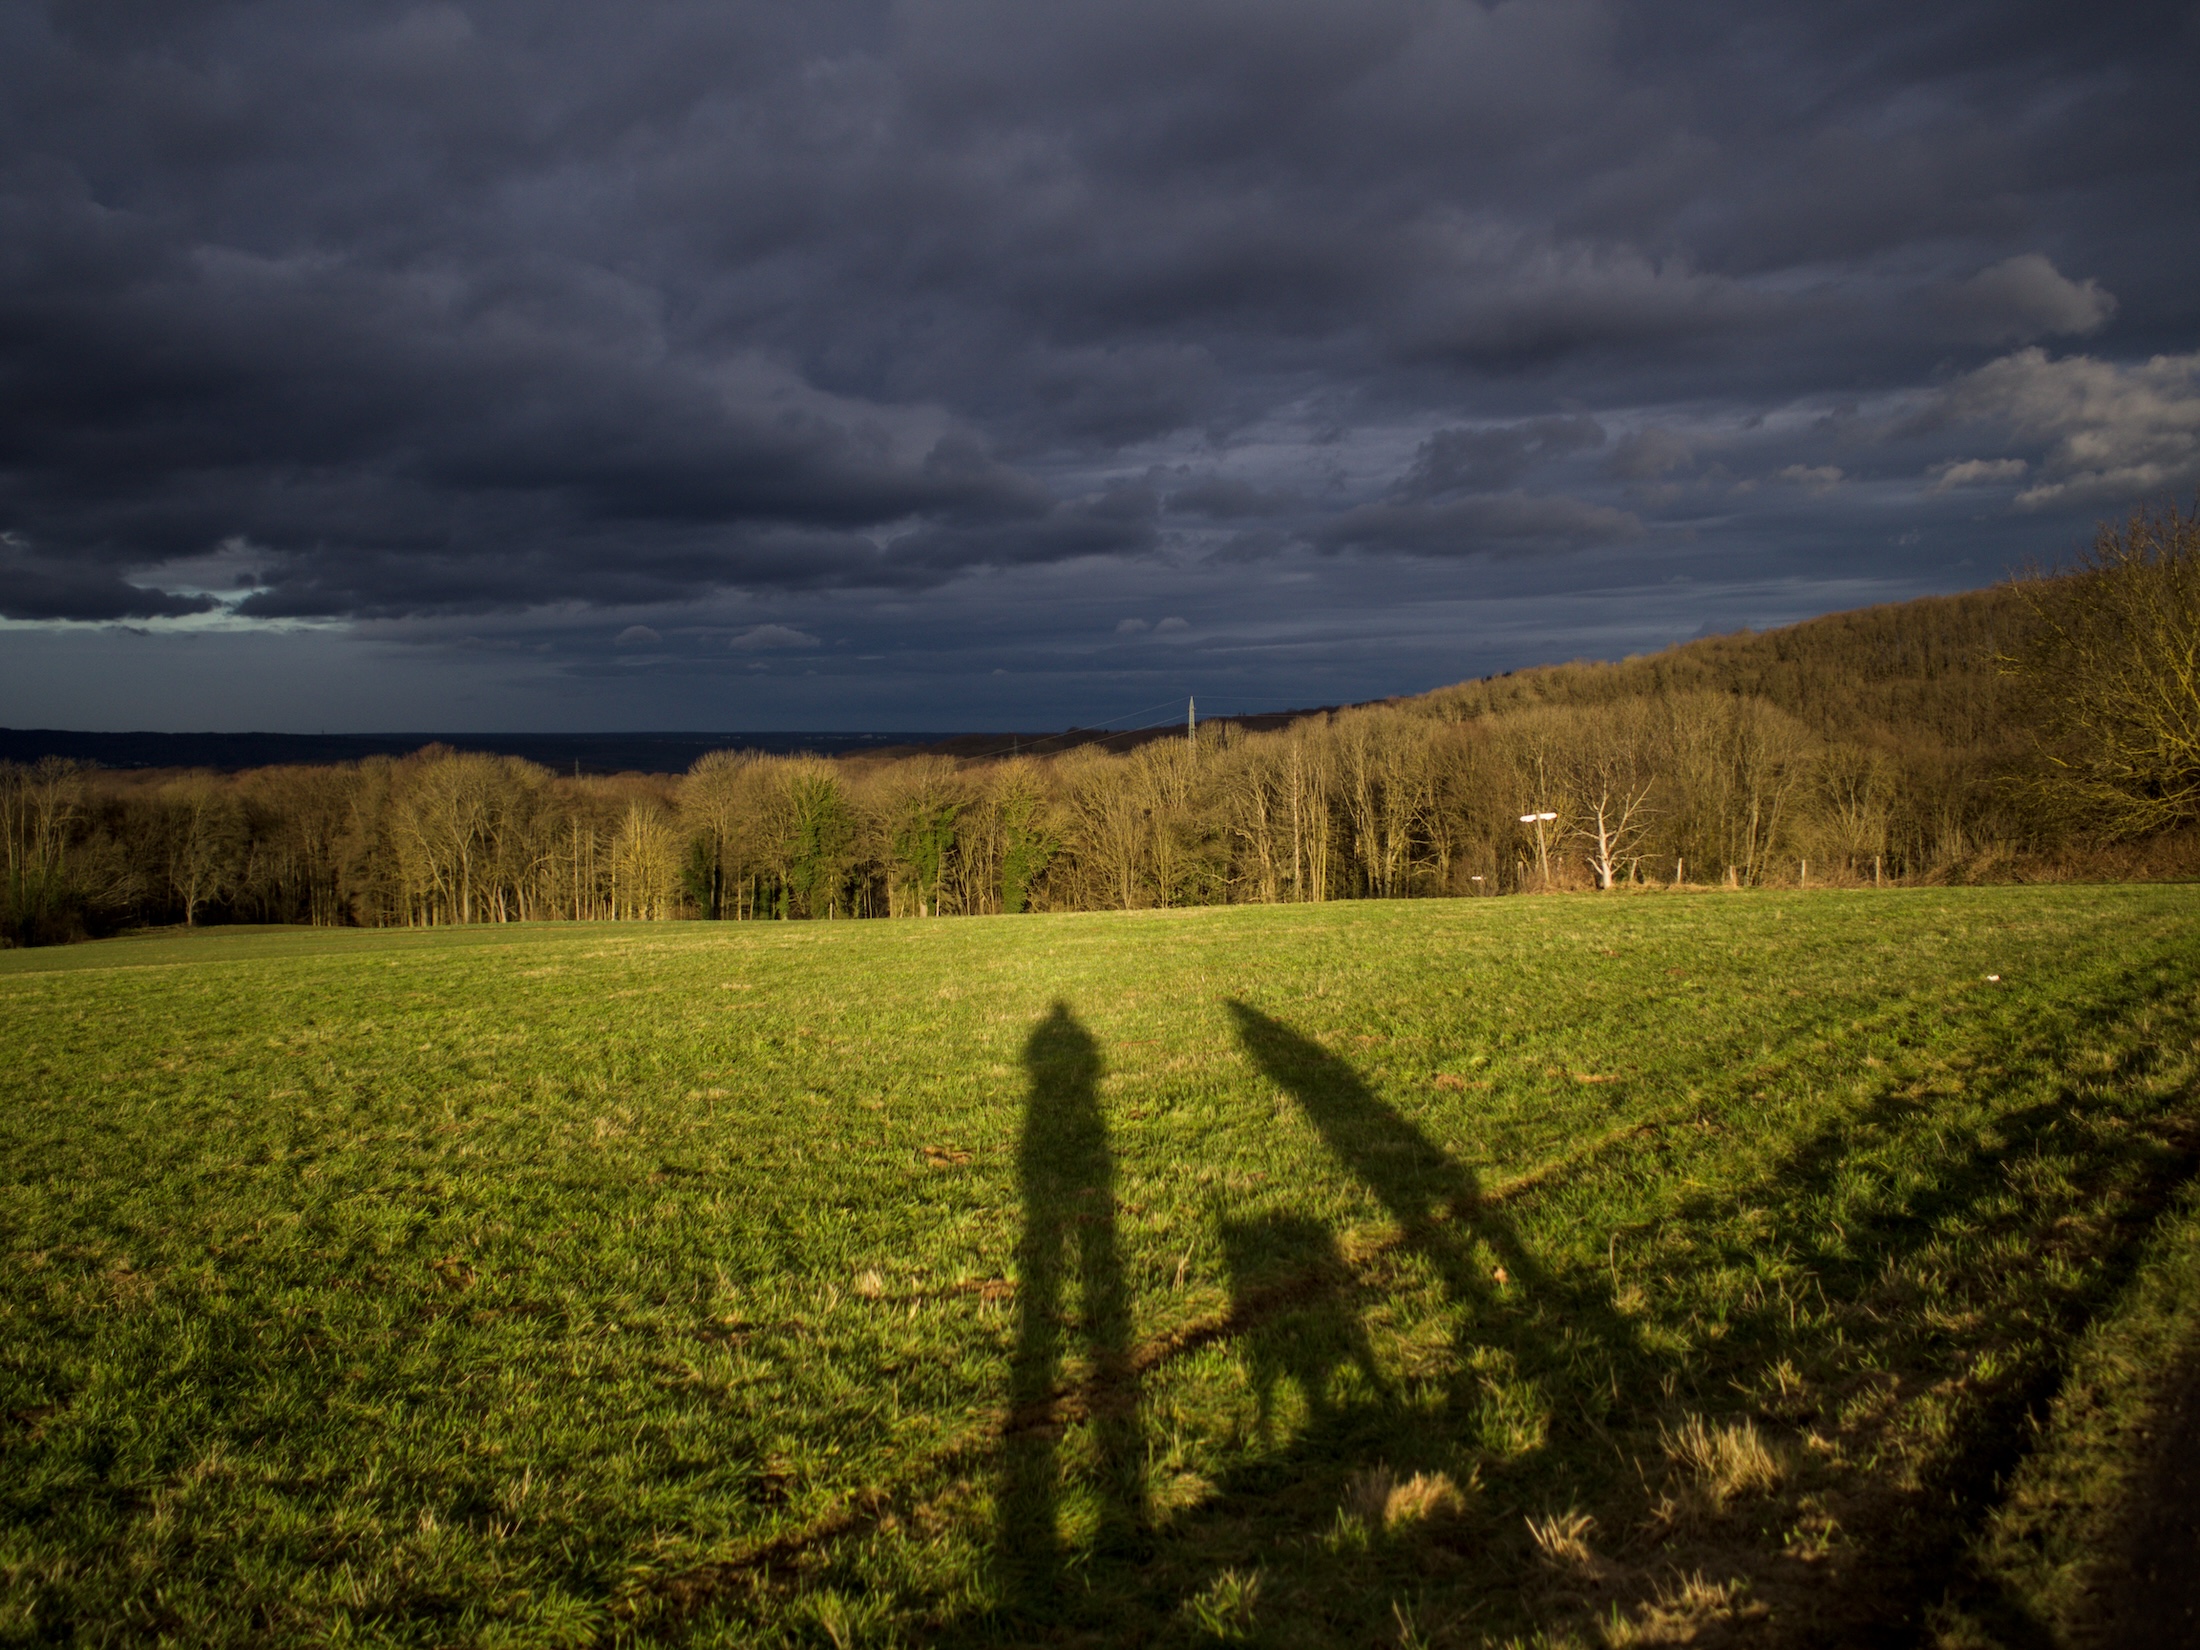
(680, 834, 721, 918)
(892, 800, 959, 917)
(998, 786, 1058, 915)
(782, 769, 856, 919)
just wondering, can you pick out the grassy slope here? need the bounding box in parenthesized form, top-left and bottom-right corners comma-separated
(2, 888, 2197, 1648)
(1943, 1179, 2200, 1647)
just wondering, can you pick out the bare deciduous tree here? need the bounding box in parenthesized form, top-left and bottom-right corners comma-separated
(2, 758, 90, 942)
(163, 774, 246, 926)
(1559, 703, 1661, 890)
(2009, 500, 2200, 837)
(1058, 748, 1148, 911)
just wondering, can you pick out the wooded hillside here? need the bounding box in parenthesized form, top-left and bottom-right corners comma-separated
(7, 532, 2195, 944)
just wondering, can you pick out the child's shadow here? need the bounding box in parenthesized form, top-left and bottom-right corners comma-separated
(1219, 1212, 1392, 1442)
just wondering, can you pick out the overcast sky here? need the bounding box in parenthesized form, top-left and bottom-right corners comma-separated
(3, 0, 2197, 732)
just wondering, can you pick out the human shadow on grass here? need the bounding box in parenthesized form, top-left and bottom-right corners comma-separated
(1218, 1003, 1644, 1461)
(1223, 1000, 1623, 1351)
(955, 972, 2200, 1645)
(1219, 1212, 1393, 1443)
(995, 1002, 1146, 1605)
(971, 1001, 1647, 1641)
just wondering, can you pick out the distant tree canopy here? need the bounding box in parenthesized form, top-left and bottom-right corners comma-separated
(7, 527, 2198, 945)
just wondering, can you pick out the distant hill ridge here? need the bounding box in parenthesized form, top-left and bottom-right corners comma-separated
(1412, 584, 2023, 756)
(0, 728, 947, 776)
(2, 583, 2026, 774)
(936, 584, 2028, 760)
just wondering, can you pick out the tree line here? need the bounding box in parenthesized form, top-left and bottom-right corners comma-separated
(6, 505, 2195, 945)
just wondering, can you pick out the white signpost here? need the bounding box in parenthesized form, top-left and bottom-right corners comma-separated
(1519, 811, 1558, 889)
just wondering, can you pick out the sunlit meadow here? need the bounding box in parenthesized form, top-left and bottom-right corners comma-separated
(4, 885, 2197, 1645)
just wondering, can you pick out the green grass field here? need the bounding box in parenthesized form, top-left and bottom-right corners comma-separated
(5, 887, 2199, 1647)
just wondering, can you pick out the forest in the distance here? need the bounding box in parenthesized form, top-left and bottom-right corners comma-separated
(5, 505, 2196, 944)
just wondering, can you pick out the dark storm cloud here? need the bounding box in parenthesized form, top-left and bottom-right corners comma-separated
(1315, 493, 1643, 557)
(0, 537, 218, 621)
(1, 0, 2196, 679)
(878, 486, 1160, 575)
(1398, 418, 1607, 498)
(727, 623, 819, 652)
(1606, 426, 1696, 483)
(1166, 477, 1303, 519)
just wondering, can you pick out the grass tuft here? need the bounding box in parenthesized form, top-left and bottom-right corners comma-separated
(1183, 1567, 1263, 1640)
(1345, 1465, 1472, 1532)
(1526, 1508, 1599, 1567)
(1599, 1572, 1761, 1646)
(1659, 1414, 1783, 1509)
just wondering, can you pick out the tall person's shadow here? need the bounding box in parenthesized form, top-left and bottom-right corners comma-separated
(997, 1002, 1146, 1603)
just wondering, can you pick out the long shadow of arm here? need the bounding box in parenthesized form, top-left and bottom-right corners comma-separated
(1228, 1000, 1490, 1264)
(1225, 999, 1642, 1365)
